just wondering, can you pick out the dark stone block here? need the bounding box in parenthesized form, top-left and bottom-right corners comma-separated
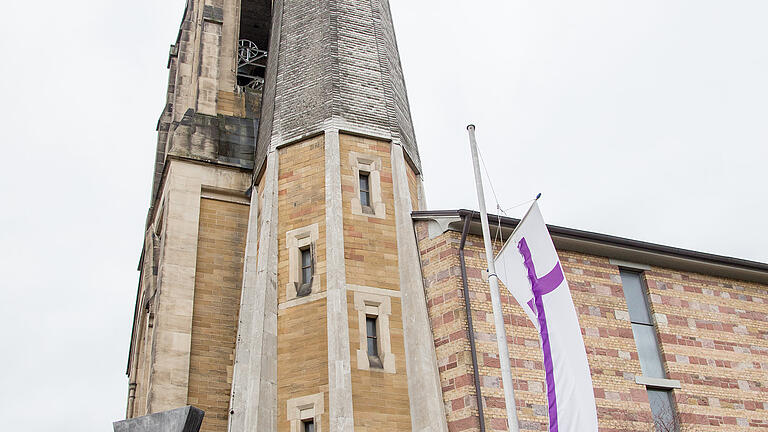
(113, 406, 204, 432)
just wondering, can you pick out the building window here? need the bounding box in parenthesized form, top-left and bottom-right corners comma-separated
(299, 247, 313, 297)
(359, 172, 371, 210)
(287, 393, 323, 432)
(366, 316, 382, 368)
(302, 419, 315, 432)
(648, 388, 678, 431)
(619, 269, 680, 431)
(285, 224, 319, 302)
(620, 270, 665, 378)
(354, 291, 395, 373)
(349, 153, 385, 218)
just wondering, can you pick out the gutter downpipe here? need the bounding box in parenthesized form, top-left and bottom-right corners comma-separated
(459, 214, 486, 432)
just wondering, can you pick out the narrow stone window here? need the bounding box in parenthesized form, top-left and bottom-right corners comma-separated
(287, 392, 323, 432)
(349, 153, 385, 218)
(619, 269, 681, 431)
(302, 419, 315, 432)
(354, 291, 395, 373)
(620, 270, 664, 377)
(359, 172, 371, 210)
(366, 316, 382, 368)
(285, 224, 319, 302)
(298, 247, 313, 297)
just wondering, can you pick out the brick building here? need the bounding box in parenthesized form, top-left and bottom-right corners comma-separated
(414, 210, 768, 432)
(123, 0, 768, 431)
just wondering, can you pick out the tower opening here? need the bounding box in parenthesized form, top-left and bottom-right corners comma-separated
(237, 0, 272, 89)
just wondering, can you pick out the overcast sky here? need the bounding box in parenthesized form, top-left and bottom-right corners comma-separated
(1, 0, 766, 430)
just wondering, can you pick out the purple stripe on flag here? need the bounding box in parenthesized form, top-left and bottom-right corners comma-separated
(518, 238, 565, 432)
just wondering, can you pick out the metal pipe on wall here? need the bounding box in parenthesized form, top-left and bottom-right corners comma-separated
(459, 215, 487, 432)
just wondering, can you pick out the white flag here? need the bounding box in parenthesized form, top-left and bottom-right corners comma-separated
(495, 202, 598, 432)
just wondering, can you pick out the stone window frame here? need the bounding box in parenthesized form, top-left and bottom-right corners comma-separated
(354, 291, 395, 373)
(287, 392, 324, 432)
(349, 152, 385, 218)
(285, 224, 319, 301)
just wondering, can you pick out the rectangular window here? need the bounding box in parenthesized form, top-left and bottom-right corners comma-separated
(648, 389, 677, 431)
(366, 316, 382, 368)
(302, 419, 315, 432)
(619, 270, 665, 378)
(359, 172, 371, 208)
(366, 316, 378, 356)
(301, 248, 312, 286)
(620, 269, 678, 431)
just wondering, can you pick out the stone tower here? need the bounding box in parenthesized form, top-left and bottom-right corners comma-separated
(125, 1, 447, 431)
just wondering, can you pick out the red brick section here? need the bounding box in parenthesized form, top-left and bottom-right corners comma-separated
(414, 221, 768, 432)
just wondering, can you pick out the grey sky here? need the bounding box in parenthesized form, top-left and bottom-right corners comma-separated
(0, 0, 765, 430)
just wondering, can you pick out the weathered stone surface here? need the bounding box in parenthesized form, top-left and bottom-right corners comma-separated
(113, 406, 204, 432)
(254, 0, 421, 176)
(167, 109, 257, 171)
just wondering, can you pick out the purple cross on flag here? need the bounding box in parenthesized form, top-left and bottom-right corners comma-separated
(495, 202, 598, 432)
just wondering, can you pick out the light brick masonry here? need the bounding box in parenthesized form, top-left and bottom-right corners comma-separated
(415, 220, 768, 432)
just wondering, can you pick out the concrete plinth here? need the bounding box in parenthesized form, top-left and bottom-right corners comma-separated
(113, 406, 204, 432)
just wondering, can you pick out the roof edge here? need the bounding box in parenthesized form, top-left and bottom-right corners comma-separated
(412, 209, 768, 283)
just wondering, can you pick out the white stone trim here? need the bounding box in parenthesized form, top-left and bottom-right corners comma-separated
(287, 392, 324, 432)
(610, 259, 652, 271)
(635, 376, 681, 389)
(390, 144, 449, 431)
(229, 150, 279, 432)
(200, 186, 250, 205)
(278, 291, 328, 313)
(285, 224, 319, 301)
(348, 152, 386, 218)
(324, 129, 355, 431)
(347, 284, 401, 298)
(353, 291, 395, 373)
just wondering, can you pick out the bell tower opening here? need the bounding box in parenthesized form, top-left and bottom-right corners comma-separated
(237, 0, 272, 89)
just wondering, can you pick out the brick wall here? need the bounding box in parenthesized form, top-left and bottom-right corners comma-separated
(276, 135, 330, 432)
(187, 198, 249, 432)
(341, 134, 399, 290)
(415, 222, 768, 432)
(340, 133, 413, 430)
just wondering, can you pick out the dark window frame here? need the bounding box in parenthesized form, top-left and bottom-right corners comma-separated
(359, 171, 372, 211)
(301, 418, 315, 432)
(366, 315, 382, 368)
(297, 246, 314, 297)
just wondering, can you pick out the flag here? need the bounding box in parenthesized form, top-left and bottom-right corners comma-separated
(495, 202, 598, 432)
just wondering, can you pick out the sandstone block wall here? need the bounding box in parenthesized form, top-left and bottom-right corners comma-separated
(187, 197, 249, 432)
(415, 222, 768, 432)
(276, 135, 331, 432)
(340, 133, 413, 430)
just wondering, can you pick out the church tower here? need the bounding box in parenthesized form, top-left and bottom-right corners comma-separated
(125, 1, 447, 431)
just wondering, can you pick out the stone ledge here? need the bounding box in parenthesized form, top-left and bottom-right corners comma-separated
(635, 376, 681, 389)
(113, 406, 204, 432)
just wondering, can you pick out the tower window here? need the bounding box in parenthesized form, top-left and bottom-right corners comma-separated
(349, 153, 385, 219)
(285, 224, 319, 302)
(302, 419, 315, 432)
(359, 172, 371, 208)
(366, 316, 382, 368)
(298, 247, 313, 297)
(354, 291, 395, 372)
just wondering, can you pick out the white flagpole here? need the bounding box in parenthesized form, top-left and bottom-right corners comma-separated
(467, 124, 520, 432)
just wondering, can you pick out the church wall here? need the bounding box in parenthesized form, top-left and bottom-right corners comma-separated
(275, 135, 330, 432)
(187, 197, 249, 432)
(415, 222, 768, 432)
(339, 133, 413, 429)
(340, 133, 400, 290)
(127, 159, 251, 416)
